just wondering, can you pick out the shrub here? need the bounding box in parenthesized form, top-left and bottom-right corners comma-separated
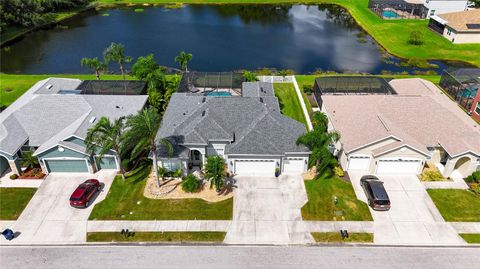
(242, 71, 258, 82)
(9, 174, 18, 180)
(303, 85, 313, 95)
(333, 166, 344, 177)
(408, 30, 424, 45)
(419, 170, 444, 181)
(173, 168, 183, 178)
(465, 171, 480, 183)
(470, 183, 480, 194)
(182, 174, 201, 193)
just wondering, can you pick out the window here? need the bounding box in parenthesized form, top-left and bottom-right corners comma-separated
(475, 102, 480, 115)
(447, 29, 452, 35)
(162, 159, 180, 171)
(430, 10, 435, 16)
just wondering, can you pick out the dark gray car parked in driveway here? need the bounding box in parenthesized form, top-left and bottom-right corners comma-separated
(360, 175, 391, 211)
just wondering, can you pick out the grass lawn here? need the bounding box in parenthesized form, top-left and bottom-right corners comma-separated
(273, 83, 308, 127)
(89, 165, 233, 220)
(96, 0, 480, 67)
(427, 189, 480, 222)
(459, 234, 480, 244)
(0, 188, 37, 220)
(87, 231, 226, 242)
(311, 232, 373, 243)
(0, 73, 136, 107)
(302, 176, 372, 221)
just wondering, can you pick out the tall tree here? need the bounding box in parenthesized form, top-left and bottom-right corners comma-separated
(174, 51, 193, 72)
(204, 155, 226, 192)
(103, 42, 132, 80)
(80, 57, 106, 80)
(85, 117, 126, 180)
(131, 54, 159, 81)
(21, 151, 39, 169)
(297, 112, 340, 177)
(123, 107, 163, 187)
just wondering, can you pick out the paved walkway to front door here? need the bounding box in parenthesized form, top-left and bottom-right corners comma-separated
(224, 175, 313, 244)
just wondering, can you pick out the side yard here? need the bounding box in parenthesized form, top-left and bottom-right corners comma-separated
(89, 165, 233, 221)
(273, 83, 308, 127)
(302, 176, 372, 221)
(0, 188, 37, 220)
(427, 189, 480, 222)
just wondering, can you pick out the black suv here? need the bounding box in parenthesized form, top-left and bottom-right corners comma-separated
(360, 175, 391, 211)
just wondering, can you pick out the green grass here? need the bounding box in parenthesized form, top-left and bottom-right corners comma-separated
(302, 176, 372, 221)
(311, 232, 373, 243)
(95, 0, 480, 67)
(0, 188, 37, 220)
(87, 231, 226, 242)
(0, 73, 136, 107)
(459, 234, 480, 244)
(427, 189, 480, 222)
(273, 83, 308, 127)
(89, 165, 233, 220)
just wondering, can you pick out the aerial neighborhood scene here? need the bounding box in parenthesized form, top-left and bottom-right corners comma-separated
(0, 0, 479, 268)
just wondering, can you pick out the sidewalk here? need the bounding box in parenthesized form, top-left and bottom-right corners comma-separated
(450, 222, 480, 233)
(88, 220, 231, 232)
(0, 172, 43, 188)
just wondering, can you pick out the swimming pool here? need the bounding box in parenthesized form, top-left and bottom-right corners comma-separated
(382, 10, 400, 19)
(206, 92, 232, 97)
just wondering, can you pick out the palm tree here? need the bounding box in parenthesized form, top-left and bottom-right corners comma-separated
(80, 57, 106, 80)
(296, 112, 340, 177)
(21, 151, 39, 170)
(124, 107, 163, 187)
(174, 51, 193, 72)
(103, 42, 132, 80)
(85, 117, 126, 180)
(204, 155, 226, 192)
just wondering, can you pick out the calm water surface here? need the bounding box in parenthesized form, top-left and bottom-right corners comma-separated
(0, 4, 452, 74)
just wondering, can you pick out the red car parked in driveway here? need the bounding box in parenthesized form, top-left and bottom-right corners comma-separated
(69, 179, 101, 208)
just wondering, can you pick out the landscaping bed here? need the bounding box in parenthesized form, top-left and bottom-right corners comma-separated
(427, 189, 480, 222)
(89, 165, 233, 221)
(0, 188, 37, 220)
(87, 231, 226, 242)
(311, 232, 373, 243)
(273, 83, 308, 127)
(302, 176, 372, 221)
(18, 168, 45, 179)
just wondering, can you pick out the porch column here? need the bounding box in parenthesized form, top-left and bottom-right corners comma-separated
(8, 159, 22, 175)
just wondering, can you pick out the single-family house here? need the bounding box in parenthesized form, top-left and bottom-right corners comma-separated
(423, 0, 468, 18)
(313, 76, 480, 179)
(0, 78, 148, 176)
(155, 81, 310, 177)
(429, 9, 480, 44)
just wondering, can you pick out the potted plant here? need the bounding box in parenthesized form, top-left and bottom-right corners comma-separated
(275, 168, 280, 177)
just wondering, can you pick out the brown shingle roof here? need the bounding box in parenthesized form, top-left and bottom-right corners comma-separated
(438, 9, 480, 32)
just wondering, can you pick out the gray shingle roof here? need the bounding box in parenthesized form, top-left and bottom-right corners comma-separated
(157, 83, 308, 157)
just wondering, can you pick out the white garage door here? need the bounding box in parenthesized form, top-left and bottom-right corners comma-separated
(234, 159, 276, 176)
(347, 155, 371, 171)
(283, 158, 305, 173)
(376, 158, 422, 175)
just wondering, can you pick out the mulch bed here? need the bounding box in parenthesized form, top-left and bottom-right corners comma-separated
(18, 168, 45, 179)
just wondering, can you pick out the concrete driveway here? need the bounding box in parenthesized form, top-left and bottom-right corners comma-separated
(349, 172, 465, 245)
(224, 174, 313, 244)
(1, 170, 115, 244)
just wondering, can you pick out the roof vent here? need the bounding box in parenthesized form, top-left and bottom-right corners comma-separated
(260, 97, 263, 103)
(115, 105, 122, 109)
(89, 116, 96, 124)
(202, 97, 206, 103)
(260, 87, 264, 93)
(202, 111, 206, 117)
(46, 84, 53, 89)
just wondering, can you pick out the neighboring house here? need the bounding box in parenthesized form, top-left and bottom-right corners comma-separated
(313, 76, 480, 179)
(439, 68, 480, 121)
(0, 78, 148, 176)
(155, 81, 309, 177)
(423, 0, 468, 18)
(429, 9, 480, 44)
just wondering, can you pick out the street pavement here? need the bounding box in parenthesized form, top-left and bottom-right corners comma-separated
(0, 245, 479, 269)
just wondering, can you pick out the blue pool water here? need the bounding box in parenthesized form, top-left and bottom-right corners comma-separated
(206, 92, 232, 97)
(383, 10, 400, 19)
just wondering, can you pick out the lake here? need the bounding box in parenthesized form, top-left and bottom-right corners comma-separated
(0, 4, 455, 74)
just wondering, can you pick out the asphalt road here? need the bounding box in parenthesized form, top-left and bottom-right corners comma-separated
(1, 245, 479, 269)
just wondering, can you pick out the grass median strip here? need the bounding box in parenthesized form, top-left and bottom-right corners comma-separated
(459, 234, 480, 244)
(87, 232, 226, 242)
(311, 232, 373, 243)
(89, 164, 233, 220)
(0, 188, 37, 220)
(427, 189, 480, 222)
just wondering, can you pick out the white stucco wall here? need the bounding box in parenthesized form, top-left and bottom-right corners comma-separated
(424, 0, 468, 17)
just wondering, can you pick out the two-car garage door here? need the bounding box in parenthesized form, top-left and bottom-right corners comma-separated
(234, 159, 276, 176)
(376, 158, 422, 175)
(45, 160, 89, 173)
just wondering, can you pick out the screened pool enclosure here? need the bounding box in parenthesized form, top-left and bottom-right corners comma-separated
(177, 72, 245, 96)
(439, 69, 480, 112)
(368, 0, 428, 19)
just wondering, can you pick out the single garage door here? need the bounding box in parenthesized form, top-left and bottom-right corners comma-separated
(283, 158, 305, 173)
(45, 160, 89, 173)
(96, 156, 117, 170)
(234, 159, 276, 176)
(347, 155, 371, 171)
(376, 158, 422, 175)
